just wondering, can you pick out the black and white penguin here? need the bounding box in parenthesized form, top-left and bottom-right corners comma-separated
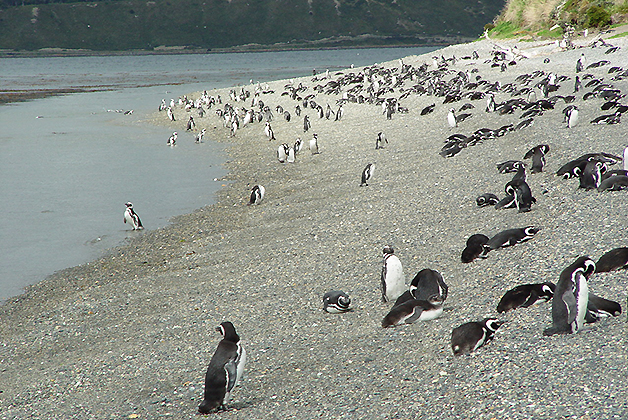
(481, 226, 539, 257)
(360, 163, 374, 186)
(543, 256, 595, 336)
(195, 128, 206, 143)
(286, 146, 296, 163)
(566, 106, 579, 128)
(375, 132, 388, 149)
(505, 179, 536, 213)
(293, 138, 303, 155)
(409, 268, 448, 302)
(587, 293, 622, 319)
(461, 234, 490, 263)
(303, 115, 311, 132)
(264, 122, 276, 141)
(598, 174, 628, 191)
(496, 160, 523, 174)
(167, 106, 176, 121)
(322, 291, 352, 313)
(451, 318, 502, 356)
(248, 185, 265, 205)
(381, 246, 405, 303)
(381, 295, 444, 328)
(447, 108, 457, 128)
(186, 115, 195, 131)
(579, 160, 604, 190)
(595, 247, 628, 272)
(277, 143, 288, 163)
(576, 53, 585, 73)
(198, 321, 246, 414)
(124, 202, 144, 230)
(420, 103, 435, 116)
(476, 193, 499, 207)
(523, 144, 549, 173)
(496, 282, 555, 313)
(310, 133, 320, 155)
(167, 131, 177, 146)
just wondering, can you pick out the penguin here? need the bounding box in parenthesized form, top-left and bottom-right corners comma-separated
(496, 282, 555, 313)
(123, 202, 144, 230)
(264, 122, 276, 141)
(381, 295, 444, 328)
(409, 268, 448, 302)
(461, 233, 490, 263)
(587, 293, 622, 318)
(544, 256, 595, 336)
(186, 115, 195, 131)
(375, 132, 388, 149)
(496, 160, 523, 174)
(167, 106, 176, 121)
(294, 138, 303, 154)
(579, 160, 604, 190)
(248, 185, 265, 205)
(198, 321, 246, 414)
(505, 179, 535, 213)
(322, 291, 351, 313)
(420, 103, 435, 116)
(335, 104, 344, 121)
(523, 144, 549, 173)
(360, 163, 374, 186)
(447, 108, 457, 128)
(576, 53, 585, 73)
(451, 318, 502, 356)
(566, 106, 579, 128)
(380, 246, 405, 303)
(486, 94, 496, 112)
(303, 115, 311, 132)
(573, 75, 582, 93)
(598, 175, 628, 191)
(476, 193, 499, 207)
(481, 226, 539, 257)
(195, 128, 206, 143)
(167, 132, 177, 146)
(595, 247, 628, 272)
(286, 146, 296, 163)
(277, 144, 288, 163)
(310, 133, 320, 155)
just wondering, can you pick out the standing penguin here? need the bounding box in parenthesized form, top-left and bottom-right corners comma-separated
(451, 318, 502, 356)
(199, 321, 246, 414)
(303, 115, 311, 132)
(567, 106, 579, 128)
(447, 108, 457, 128)
(124, 202, 144, 230)
(167, 132, 177, 146)
(248, 185, 265, 205)
(277, 144, 288, 163)
(264, 122, 276, 141)
(186, 115, 196, 131)
(523, 144, 550, 173)
(310, 133, 320, 155)
(375, 132, 388, 149)
(380, 246, 405, 303)
(360, 163, 374, 186)
(543, 256, 595, 336)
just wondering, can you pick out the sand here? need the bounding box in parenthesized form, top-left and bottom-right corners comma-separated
(1, 28, 628, 419)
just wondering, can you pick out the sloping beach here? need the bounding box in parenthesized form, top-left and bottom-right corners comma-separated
(1, 30, 628, 419)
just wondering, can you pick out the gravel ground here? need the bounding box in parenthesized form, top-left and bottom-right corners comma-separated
(2, 28, 628, 420)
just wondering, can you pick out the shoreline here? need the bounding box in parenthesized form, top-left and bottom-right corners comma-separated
(1, 30, 628, 419)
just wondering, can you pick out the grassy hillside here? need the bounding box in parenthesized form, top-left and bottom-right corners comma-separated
(0, 0, 506, 51)
(489, 0, 628, 38)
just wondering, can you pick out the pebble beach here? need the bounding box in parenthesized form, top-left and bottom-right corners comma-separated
(1, 28, 628, 419)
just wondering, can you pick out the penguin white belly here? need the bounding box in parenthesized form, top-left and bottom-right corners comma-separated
(383, 258, 405, 301)
(418, 306, 443, 321)
(574, 275, 589, 333)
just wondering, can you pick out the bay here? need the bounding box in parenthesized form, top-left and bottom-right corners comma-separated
(0, 46, 438, 302)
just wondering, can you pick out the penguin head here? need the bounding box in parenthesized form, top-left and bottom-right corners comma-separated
(217, 321, 240, 343)
(125, 202, 133, 208)
(383, 246, 395, 255)
(483, 318, 503, 333)
(427, 294, 444, 306)
(540, 282, 556, 299)
(523, 226, 540, 236)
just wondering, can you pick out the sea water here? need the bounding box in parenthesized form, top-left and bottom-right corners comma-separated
(0, 46, 438, 302)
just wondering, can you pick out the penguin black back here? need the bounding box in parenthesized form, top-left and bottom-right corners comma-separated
(199, 321, 245, 414)
(409, 268, 448, 301)
(451, 318, 502, 356)
(595, 247, 628, 272)
(496, 282, 555, 313)
(461, 234, 489, 263)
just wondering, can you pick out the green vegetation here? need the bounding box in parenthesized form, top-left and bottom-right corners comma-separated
(489, 0, 628, 39)
(0, 0, 506, 51)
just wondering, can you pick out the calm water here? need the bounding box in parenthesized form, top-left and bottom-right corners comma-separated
(0, 46, 438, 302)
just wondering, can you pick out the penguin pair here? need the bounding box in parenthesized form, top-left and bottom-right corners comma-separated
(124, 202, 144, 230)
(495, 179, 535, 213)
(323, 291, 352, 313)
(556, 152, 621, 179)
(199, 322, 246, 413)
(248, 185, 265, 205)
(382, 269, 448, 327)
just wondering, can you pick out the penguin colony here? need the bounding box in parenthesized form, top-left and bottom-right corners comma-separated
(149, 37, 628, 413)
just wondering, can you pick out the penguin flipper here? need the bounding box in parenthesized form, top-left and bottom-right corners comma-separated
(224, 358, 238, 394)
(562, 290, 578, 324)
(403, 307, 424, 324)
(520, 290, 539, 308)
